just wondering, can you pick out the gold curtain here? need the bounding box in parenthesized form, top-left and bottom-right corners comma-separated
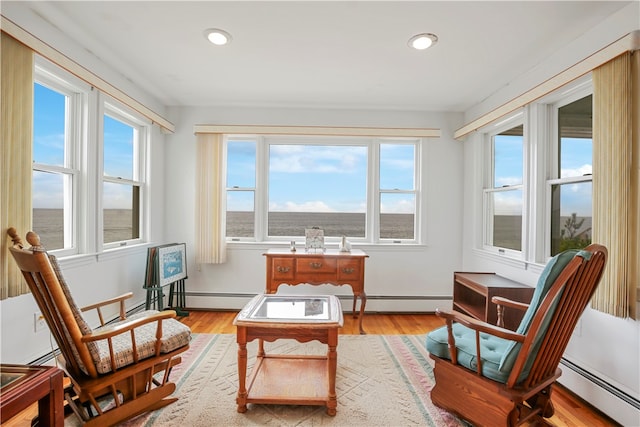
(195, 133, 227, 264)
(591, 51, 638, 318)
(1, 32, 34, 299)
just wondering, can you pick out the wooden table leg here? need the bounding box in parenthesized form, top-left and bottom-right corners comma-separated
(236, 329, 248, 413)
(326, 332, 338, 416)
(38, 368, 64, 426)
(358, 293, 367, 335)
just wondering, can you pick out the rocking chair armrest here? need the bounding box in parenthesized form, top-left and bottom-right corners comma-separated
(81, 292, 133, 312)
(81, 310, 177, 342)
(491, 296, 529, 312)
(81, 292, 133, 325)
(435, 308, 526, 342)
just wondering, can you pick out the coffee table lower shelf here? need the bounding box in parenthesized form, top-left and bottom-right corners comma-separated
(238, 354, 335, 414)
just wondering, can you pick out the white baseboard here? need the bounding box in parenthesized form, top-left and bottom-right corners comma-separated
(558, 359, 640, 426)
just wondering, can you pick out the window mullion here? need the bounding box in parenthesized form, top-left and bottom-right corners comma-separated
(369, 140, 379, 243)
(255, 136, 267, 241)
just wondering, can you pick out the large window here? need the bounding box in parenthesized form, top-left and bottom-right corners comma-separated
(32, 58, 150, 255)
(32, 68, 83, 253)
(226, 138, 257, 238)
(484, 123, 524, 253)
(548, 94, 593, 255)
(379, 143, 417, 240)
(102, 105, 146, 247)
(480, 79, 593, 263)
(225, 135, 421, 243)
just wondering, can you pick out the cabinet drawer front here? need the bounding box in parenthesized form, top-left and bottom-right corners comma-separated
(271, 258, 295, 280)
(296, 257, 337, 274)
(337, 259, 361, 280)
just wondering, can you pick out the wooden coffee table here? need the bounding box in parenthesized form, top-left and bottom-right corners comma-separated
(234, 294, 344, 415)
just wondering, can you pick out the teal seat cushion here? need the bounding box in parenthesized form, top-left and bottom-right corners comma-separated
(426, 322, 512, 383)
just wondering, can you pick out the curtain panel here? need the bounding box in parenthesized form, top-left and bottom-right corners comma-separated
(1, 32, 33, 299)
(195, 133, 227, 264)
(591, 51, 639, 319)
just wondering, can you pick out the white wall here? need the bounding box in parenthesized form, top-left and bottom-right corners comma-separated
(461, 3, 640, 425)
(1, 3, 170, 364)
(164, 105, 464, 312)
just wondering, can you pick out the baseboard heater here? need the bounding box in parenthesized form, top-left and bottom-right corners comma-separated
(560, 358, 640, 410)
(185, 291, 451, 301)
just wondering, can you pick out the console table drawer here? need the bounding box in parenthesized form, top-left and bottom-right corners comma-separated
(296, 257, 337, 274)
(337, 259, 362, 280)
(270, 258, 295, 280)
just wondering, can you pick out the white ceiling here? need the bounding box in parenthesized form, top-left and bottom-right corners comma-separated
(22, 1, 631, 112)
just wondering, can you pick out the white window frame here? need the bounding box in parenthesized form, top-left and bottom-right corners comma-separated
(482, 113, 525, 259)
(543, 82, 593, 259)
(99, 96, 149, 250)
(224, 134, 422, 244)
(32, 55, 152, 256)
(33, 58, 88, 257)
(478, 77, 593, 266)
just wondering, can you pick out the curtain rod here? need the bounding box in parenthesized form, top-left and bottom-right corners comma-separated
(194, 124, 440, 138)
(1, 15, 175, 134)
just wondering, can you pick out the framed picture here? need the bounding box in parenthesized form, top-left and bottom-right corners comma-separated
(158, 243, 187, 286)
(305, 227, 324, 252)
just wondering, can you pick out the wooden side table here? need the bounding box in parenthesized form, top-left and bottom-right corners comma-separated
(234, 294, 344, 415)
(452, 272, 535, 330)
(0, 364, 65, 426)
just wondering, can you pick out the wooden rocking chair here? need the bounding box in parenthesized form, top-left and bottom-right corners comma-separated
(426, 244, 607, 426)
(7, 228, 192, 426)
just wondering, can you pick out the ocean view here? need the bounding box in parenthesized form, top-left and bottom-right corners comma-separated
(33, 209, 137, 249)
(226, 211, 415, 239)
(33, 209, 590, 250)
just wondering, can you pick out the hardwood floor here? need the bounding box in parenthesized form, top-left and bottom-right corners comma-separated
(5, 311, 619, 426)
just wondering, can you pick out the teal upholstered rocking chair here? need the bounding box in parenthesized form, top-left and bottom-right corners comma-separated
(426, 244, 607, 427)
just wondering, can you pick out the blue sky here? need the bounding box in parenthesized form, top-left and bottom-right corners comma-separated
(494, 135, 592, 216)
(226, 141, 416, 214)
(33, 83, 134, 209)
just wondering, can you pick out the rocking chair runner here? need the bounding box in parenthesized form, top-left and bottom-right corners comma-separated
(7, 228, 192, 426)
(426, 244, 607, 427)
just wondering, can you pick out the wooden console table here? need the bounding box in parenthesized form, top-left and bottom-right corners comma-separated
(1, 364, 65, 426)
(453, 272, 535, 331)
(264, 249, 368, 334)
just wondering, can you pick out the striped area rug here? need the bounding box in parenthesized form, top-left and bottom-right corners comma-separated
(113, 334, 467, 427)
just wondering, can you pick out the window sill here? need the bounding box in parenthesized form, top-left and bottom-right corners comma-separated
(226, 241, 428, 253)
(56, 242, 153, 269)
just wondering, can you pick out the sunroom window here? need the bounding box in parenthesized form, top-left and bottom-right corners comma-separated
(32, 78, 80, 253)
(484, 123, 524, 253)
(101, 104, 146, 247)
(225, 135, 421, 244)
(548, 94, 593, 256)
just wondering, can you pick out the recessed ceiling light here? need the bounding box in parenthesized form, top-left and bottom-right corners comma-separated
(204, 28, 232, 46)
(408, 33, 438, 50)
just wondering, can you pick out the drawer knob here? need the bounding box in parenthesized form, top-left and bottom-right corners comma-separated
(276, 266, 290, 273)
(341, 267, 355, 274)
(309, 262, 323, 269)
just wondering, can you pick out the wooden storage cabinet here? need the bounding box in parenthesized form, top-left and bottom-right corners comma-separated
(453, 272, 535, 331)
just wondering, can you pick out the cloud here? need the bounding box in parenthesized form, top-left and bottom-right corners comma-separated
(560, 164, 592, 178)
(269, 145, 365, 174)
(270, 201, 335, 212)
